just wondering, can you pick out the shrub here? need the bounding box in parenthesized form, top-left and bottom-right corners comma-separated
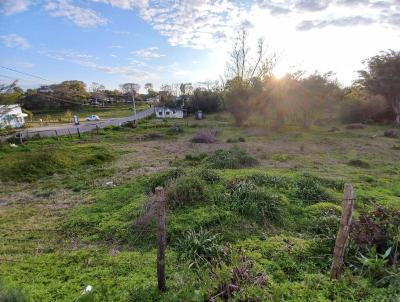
(175, 228, 224, 268)
(293, 174, 332, 203)
(184, 153, 208, 164)
(197, 168, 220, 183)
(228, 180, 287, 224)
(190, 128, 219, 143)
(206, 148, 258, 169)
(0, 282, 28, 302)
(348, 159, 371, 169)
(166, 175, 209, 208)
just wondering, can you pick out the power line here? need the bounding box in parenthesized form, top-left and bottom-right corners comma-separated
(0, 66, 54, 83)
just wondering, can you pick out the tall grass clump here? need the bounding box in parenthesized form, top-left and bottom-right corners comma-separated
(293, 174, 332, 204)
(166, 175, 209, 208)
(175, 228, 224, 269)
(206, 148, 258, 169)
(228, 180, 287, 224)
(145, 168, 184, 193)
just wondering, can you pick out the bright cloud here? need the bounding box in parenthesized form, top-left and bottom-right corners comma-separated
(0, 34, 30, 49)
(132, 47, 165, 59)
(92, 0, 148, 9)
(0, 0, 29, 15)
(45, 0, 109, 27)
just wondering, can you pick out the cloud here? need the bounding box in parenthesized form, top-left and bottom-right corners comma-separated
(16, 62, 35, 68)
(297, 16, 376, 31)
(45, 0, 109, 27)
(295, 0, 330, 11)
(0, 0, 29, 15)
(257, 1, 292, 15)
(132, 47, 165, 59)
(92, 0, 148, 9)
(38, 49, 96, 61)
(0, 34, 30, 48)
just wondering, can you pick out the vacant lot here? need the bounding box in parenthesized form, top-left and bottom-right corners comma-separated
(1, 114, 399, 301)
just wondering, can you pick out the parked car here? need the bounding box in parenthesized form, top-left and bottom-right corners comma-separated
(85, 115, 100, 121)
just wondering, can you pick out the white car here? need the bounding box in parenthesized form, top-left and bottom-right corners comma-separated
(85, 115, 100, 121)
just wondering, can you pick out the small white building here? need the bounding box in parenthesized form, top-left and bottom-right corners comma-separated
(0, 105, 28, 129)
(38, 86, 53, 94)
(155, 107, 185, 119)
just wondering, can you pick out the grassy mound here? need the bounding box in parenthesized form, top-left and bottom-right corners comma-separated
(0, 144, 115, 182)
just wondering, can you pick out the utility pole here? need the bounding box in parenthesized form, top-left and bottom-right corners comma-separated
(132, 91, 137, 116)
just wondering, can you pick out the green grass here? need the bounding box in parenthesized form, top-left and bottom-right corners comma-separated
(1, 114, 400, 301)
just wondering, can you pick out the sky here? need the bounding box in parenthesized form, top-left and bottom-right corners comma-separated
(0, 0, 399, 91)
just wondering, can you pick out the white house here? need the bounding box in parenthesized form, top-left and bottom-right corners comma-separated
(155, 107, 185, 119)
(0, 105, 28, 129)
(38, 86, 53, 94)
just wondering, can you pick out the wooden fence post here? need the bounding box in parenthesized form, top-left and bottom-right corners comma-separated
(77, 127, 81, 138)
(330, 183, 355, 279)
(155, 186, 166, 292)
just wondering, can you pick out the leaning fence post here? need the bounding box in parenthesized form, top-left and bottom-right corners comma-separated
(155, 186, 166, 292)
(77, 127, 81, 138)
(330, 183, 355, 279)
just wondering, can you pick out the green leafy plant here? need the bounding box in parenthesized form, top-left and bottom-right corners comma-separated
(357, 247, 392, 285)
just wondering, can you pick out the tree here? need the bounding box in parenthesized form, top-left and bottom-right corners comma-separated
(120, 83, 140, 96)
(358, 50, 400, 126)
(225, 29, 276, 85)
(90, 82, 106, 101)
(224, 29, 277, 126)
(179, 83, 193, 96)
(0, 80, 24, 105)
(120, 83, 140, 114)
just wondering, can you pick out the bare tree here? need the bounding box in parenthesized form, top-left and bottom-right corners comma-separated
(0, 80, 18, 93)
(225, 29, 277, 85)
(120, 83, 141, 114)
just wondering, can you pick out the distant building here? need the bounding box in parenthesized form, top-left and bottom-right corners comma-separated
(38, 86, 53, 94)
(0, 104, 28, 129)
(146, 95, 160, 103)
(155, 107, 185, 119)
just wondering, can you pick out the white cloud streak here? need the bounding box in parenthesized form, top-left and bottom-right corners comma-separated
(0, 0, 29, 15)
(45, 0, 109, 27)
(0, 34, 30, 49)
(132, 47, 165, 59)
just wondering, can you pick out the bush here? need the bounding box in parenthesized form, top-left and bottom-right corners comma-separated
(197, 168, 220, 183)
(206, 148, 258, 169)
(175, 228, 224, 268)
(190, 128, 219, 143)
(186, 88, 222, 113)
(228, 180, 287, 224)
(348, 159, 371, 169)
(293, 174, 332, 203)
(226, 137, 246, 143)
(166, 175, 209, 208)
(0, 282, 28, 302)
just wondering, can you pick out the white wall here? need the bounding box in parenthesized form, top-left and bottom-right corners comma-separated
(155, 107, 183, 119)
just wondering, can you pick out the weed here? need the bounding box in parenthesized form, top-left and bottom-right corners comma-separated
(272, 154, 291, 162)
(197, 168, 221, 183)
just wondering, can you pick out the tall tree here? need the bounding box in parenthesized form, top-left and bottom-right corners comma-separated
(358, 50, 400, 126)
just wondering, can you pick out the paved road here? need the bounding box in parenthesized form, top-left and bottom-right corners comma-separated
(12, 108, 155, 140)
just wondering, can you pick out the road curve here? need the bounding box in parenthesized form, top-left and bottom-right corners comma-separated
(16, 108, 155, 139)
